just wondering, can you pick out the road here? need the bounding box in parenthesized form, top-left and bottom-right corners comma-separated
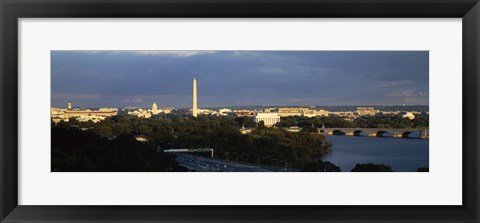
(176, 154, 298, 172)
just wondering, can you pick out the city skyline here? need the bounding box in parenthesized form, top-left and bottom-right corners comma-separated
(51, 51, 429, 108)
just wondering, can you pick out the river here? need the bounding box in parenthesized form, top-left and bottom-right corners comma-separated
(321, 135, 429, 172)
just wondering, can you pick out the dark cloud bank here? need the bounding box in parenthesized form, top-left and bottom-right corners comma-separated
(51, 51, 428, 108)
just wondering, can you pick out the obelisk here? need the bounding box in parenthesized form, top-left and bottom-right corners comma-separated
(192, 78, 198, 117)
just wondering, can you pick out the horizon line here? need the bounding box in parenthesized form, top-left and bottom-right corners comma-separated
(52, 104, 430, 109)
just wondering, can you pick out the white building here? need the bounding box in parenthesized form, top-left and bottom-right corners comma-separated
(403, 112, 415, 120)
(255, 113, 281, 127)
(75, 115, 106, 123)
(50, 101, 117, 124)
(163, 107, 173, 114)
(303, 109, 329, 117)
(127, 108, 152, 118)
(239, 125, 253, 134)
(286, 126, 302, 132)
(151, 102, 161, 115)
(356, 107, 379, 116)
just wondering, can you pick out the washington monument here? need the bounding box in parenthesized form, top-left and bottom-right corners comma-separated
(192, 78, 198, 117)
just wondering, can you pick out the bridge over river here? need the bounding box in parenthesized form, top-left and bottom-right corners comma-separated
(317, 128, 429, 139)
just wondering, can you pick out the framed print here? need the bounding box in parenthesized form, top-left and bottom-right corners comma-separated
(1, 0, 479, 222)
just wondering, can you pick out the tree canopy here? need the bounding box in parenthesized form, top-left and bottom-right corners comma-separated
(53, 114, 333, 171)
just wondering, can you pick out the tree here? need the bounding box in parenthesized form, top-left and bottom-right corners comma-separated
(301, 160, 341, 172)
(53, 114, 337, 171)
(95, 125, 113, 138)
(351, 163, 394, 172)
(51, 127, 177, 172)
(235, 116, 256, 128)
(417, 167, 429, 172)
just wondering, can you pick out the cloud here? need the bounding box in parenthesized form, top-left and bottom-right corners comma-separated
(52, 50, 217, 58)
(130, 51, 216, 57)
(387, 90, 417, 98)
(376, 80, 413, 88)
(401, 97, 428, 104)
(52, 93, 102, 100)
(256, 66, 332, 79)
(121, 98, 145, 103)
(384, 90, 428, 105)
(257, 67, 286, 75)
(51, 51, 429, 107)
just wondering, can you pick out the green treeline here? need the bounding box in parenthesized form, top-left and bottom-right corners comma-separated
(53, 115, 332, 171)
(51, 127, 179, 172)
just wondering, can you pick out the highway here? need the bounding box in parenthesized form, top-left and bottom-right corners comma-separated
(176, 154, 297, 172)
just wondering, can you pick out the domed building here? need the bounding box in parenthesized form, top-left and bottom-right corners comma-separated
(151, 102, 160, 115)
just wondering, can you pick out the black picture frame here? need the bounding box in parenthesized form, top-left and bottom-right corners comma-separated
(1, 0, 479, 222)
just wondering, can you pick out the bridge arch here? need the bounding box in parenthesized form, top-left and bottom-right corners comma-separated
(353, 130, 363, 136)
(375, 130, 391, 137)
(332, 130, 346, 135)
(394, 131, 413, 138)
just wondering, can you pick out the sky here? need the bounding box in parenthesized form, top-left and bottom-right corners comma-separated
(51, 51, 429, 108)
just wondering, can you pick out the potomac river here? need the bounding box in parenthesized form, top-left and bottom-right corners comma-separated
(321, 134, 429, 172)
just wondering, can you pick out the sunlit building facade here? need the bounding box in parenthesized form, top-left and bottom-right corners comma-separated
(255, 113, 281, 127)
(51, 101, 118, 124)
(356, 107, 379, 116)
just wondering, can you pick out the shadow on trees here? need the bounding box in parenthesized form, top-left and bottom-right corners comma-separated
(51, 127, 177, 172)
